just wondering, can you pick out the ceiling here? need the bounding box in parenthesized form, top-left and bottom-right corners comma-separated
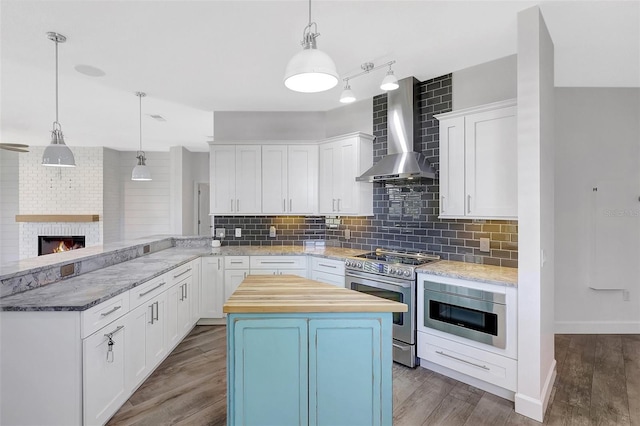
(1, 1, 638, 153)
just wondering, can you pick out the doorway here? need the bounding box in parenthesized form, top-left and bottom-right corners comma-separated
(195, 182, 210, 236)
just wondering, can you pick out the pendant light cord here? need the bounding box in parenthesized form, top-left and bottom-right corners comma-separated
(54, 39, 59, 124)
(308, 0, 311, 26)
(139, 93, 143, 152)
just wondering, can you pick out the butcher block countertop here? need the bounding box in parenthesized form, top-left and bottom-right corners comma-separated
(223, 275, 408, 314)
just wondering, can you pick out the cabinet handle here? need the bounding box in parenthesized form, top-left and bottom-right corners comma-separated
(318, 263, 337, 269)
(332, 199, 336, 212)
(184, 284, 188, 300)
(218, 258, 221, 269)
(139, 282, 166, 297)
(173, 268, 191, 278)
(230, 261, 243, 264)
(467, 195, 471, 214)
(435, 350, 490, 370)
(283, 199, 286, 212)
(100, 305, 121, 317)
(260, 261, 295, 264)
(149, 304, 154, 324)
(230, 199, 234, 212)
(337, 199, 341, 212)
(154, 301, 159, 321)
(441, 196, 445, 213)
(289, 199, 292, 212)
(180, 284, 185, 301)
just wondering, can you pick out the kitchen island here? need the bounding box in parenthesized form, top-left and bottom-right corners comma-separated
(223, 274, 407, 426)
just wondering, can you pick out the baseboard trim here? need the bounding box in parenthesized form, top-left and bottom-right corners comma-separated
(555, 321, 640, 334)
(514, 359, 556, 422)
(197, 318, 226, 326)
(419, 359, 515, 401)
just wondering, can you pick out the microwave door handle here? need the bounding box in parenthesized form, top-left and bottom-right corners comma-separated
(346, 273, 412, 290)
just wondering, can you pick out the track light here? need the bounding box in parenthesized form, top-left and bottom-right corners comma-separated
(339, 80, 356, 104)
(338, 60, 398, 104)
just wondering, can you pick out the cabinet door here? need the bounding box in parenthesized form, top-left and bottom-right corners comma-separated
(166, 284, 180, 350)
(236, 145, 262, 214)
(201, 257, 224, 319)
(308, 318, 384, 426)
(464, 106, 517, 218)
(288, 145, 318, 214)
(125, 302, 151, 389)
(83, 321, 129, 426)
(190, 259, 201, 324)
(438, 117, 466, 217)
(224, 270, 248, 304)
(335, 137, 358, 214)
(148, 294, 167, 368)
(230, 318, 309, 426)
(210, 145, 236, 214)
(262, 145, 288, 214)
(318, 143, 336, 214)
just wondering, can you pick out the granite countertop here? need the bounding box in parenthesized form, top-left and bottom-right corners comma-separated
(0, 248, 205, 312)
(417, 260, 518, 287)
(223, 274, 407, 314)
(0, 245, 366, 312)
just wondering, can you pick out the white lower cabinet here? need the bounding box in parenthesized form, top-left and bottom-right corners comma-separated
(166, 277, 192, 349)
(83, 319, 129, 426)
(309, 257, 345, 287)
(200, 256, 224, 319)
(224, 269, 248, 304)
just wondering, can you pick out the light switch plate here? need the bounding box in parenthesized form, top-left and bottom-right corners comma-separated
(344, 229, 351, 240)
(235, 228, 242, 238)
(479, 238, 490, 253)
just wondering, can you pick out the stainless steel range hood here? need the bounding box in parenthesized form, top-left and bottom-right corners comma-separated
(356, 77, 437, 182)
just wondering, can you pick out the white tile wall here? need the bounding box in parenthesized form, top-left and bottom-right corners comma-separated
(0, 150, 20, 264)
(18, 146, 104, 259)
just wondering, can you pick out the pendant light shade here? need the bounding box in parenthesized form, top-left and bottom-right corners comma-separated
(283, 0, 338, 93)
(42, 32, 75, 167)
(380, 68, 399, 91)
(339, 81, 356, 103)
(131, 92, 152, 181)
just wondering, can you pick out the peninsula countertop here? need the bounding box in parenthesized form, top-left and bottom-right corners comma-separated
(223, 275, 407, 314)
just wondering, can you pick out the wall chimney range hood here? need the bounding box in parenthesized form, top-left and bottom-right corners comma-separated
(356, 77, 437, 182)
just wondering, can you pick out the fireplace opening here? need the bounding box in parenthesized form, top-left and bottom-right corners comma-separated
(38, 236, 86, 256)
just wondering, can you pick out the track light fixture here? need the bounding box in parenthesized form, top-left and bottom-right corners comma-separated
(339, 60, 398, 104)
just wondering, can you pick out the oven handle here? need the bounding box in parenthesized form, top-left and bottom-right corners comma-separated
(345, 271, 412, 289)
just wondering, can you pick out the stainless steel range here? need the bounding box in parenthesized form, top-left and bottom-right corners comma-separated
(345, 248, 440, 367)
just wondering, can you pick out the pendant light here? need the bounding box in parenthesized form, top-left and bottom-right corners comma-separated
(42, 32, 75, 167)
(283, 0, 338, 93)
(380, 63, 399, 91)
(339, 79, 356, 104)
(131, 92, 152, 181)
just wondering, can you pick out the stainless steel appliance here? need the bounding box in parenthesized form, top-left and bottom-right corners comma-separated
(423, 281, 507, 349)
(345, 249, 440, 367)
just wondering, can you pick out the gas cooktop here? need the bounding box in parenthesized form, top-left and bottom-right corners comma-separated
(353, 248, 440, 266)
(345, 248, 440, 280)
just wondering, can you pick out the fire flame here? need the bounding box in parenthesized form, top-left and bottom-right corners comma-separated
(53, 241, 69, 253)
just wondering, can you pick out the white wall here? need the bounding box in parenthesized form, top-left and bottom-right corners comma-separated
(102, 148, 122, 243)
(213, 111, 326, 141)
(555, 88, 640, 333)
(120, 151, 171, 240)
(452, 55, 517, 110)
(0, 150, 19, 264)
(325, 99, 373, 137)
(515, 6, 556, 422)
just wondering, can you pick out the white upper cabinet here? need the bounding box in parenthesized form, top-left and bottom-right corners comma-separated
(210, 145, 262, 214)
(436, 100, 517, 220)
(318, 132, 374, 216)
(262, 145, 318, 214)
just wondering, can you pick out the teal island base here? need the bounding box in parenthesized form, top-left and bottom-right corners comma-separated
(226, 312, 394, 426)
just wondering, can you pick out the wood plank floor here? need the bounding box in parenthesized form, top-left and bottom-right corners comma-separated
(107, 328, 640, 426)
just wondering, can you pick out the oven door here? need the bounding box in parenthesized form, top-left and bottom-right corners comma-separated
(345, 271, 414, 345)
(424, 287, 506, 349)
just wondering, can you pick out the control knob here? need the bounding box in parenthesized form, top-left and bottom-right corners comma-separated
(403, 270, 412, 277)
(345, 260, 351, 267)
(357, 262, 363, 268)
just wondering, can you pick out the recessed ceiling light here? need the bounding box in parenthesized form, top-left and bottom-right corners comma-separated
(74, 64, 105, 77)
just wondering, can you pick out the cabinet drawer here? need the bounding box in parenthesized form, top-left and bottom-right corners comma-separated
(225, 256, 250, 269)
(130, 274, 169, 310)
(169, 262, 194, 286)
(311, 270, 345, 287)
(81, 293, 130, 339)
(418, 332, 516, 391)
(310, 257, 345, 275)
(250, 256, 306, 270)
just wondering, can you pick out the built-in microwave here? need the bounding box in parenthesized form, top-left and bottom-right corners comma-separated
(422, 280, 507, 350)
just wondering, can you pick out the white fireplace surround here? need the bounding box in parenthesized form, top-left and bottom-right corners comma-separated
(20, 222, 102, 259)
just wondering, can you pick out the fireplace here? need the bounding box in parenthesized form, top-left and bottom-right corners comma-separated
(38, 236, 86, 256)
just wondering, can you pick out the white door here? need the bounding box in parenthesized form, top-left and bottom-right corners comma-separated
(201, 257, 224, 319)
(288, 145, 318, 214)
(210, 145, 236, 214)
(83, 322, 128, 426)
(438, 116, 466, 217)
(319, 143, 336, 214)
(235, 145, 262, 214)
(262, 145, 288, 214)
(465, 106, 517, 218)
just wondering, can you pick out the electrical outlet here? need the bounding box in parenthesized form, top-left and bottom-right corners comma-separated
(479, 238, 490, 253)
(235, 228, 242, 238)
(269, 226, 276, 238)
(344, 228, 351, 240)
(215, 228, 225, 238)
